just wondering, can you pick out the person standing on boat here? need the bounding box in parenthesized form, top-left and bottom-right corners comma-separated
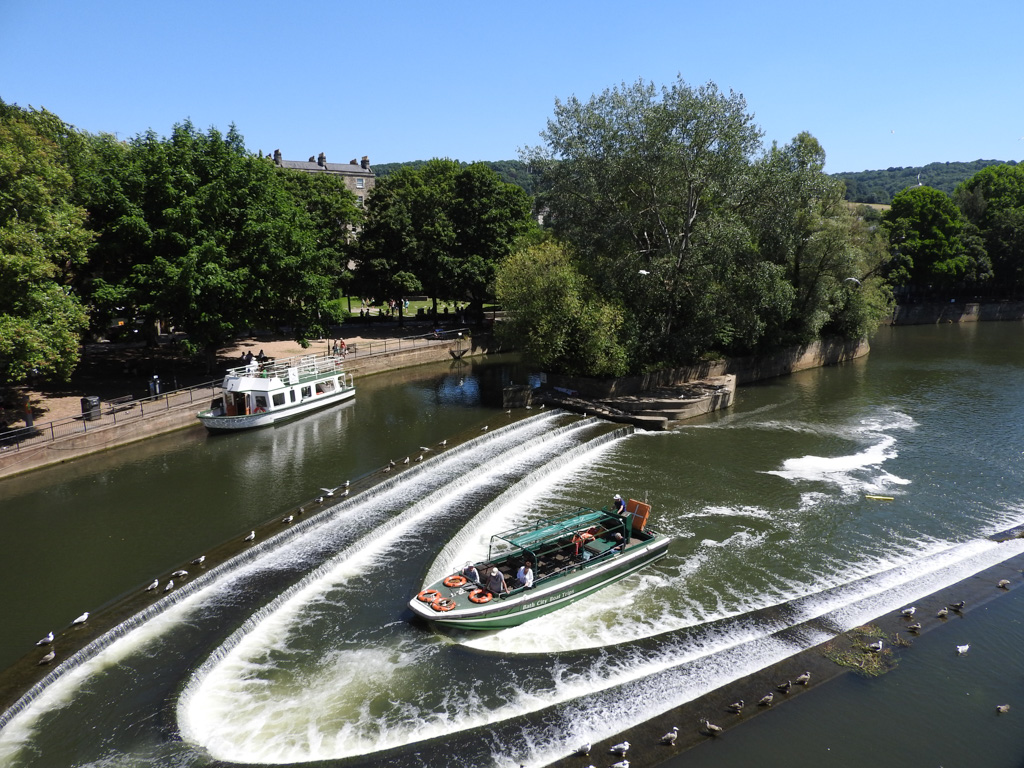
(463, 563, 480, 583)
(486, 567, 509, 596)
(612, 493, 627, 516)
(516, 561, 534, 589)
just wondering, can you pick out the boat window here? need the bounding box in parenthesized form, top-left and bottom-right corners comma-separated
(254, 395, 269, 409)
(301, 386, 312, 399)
(290, 390, 296, 403)
(316, 380, 336, 395)
(272, 393, 285, 406)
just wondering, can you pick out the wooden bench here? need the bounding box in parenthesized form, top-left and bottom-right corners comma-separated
(105, 395, 136, 413)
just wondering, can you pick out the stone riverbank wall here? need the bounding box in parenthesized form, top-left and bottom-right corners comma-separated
(887, 300, 1024, 325)
(544, 337, 870, 400)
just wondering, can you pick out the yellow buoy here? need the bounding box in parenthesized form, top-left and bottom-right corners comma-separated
(865, 495, 894, 501)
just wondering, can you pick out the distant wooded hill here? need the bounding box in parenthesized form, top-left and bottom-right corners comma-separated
(373, 160, 536, 195)
(374, 158, 1019, 205)
(833, 160, 1018, 204)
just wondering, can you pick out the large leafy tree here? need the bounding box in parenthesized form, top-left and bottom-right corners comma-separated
(495, 241, 628, 376)
(882, 185, 978, 295)
(356, 159, 534, 320)
(955, 164, 1024, 296)
(529, 77, 764, 365)
(0, 101, 91, 383)
(93, 121, 350, 367)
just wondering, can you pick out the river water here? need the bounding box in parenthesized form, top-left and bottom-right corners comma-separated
(1, 323, 1023, 767)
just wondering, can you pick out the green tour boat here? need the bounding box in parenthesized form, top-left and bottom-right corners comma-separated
(408, 499, 671, 630)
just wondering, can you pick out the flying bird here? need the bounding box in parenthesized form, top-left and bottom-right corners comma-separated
(321, 487, 339, 496)
(661, 726, 679, 745)
(795, 671, 811, 686)
(36, 632, 53, 646)
(726, 699, 745, 713)
(244, 531, 255, 542)
(609, 740, 630, 756)
(844, 277, 862, 286)
(702, 719, 723, 736)
(145, 579, 159, 592)
(638, 269, 650, 275)
(38, 650, 56, 665)
(72, 612, 89, 626)
(956, 644, 970, 655)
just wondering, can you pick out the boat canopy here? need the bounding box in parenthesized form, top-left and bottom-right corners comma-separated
(488, 509, 620, 562)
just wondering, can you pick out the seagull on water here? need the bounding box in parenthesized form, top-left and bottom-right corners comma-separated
(907, 622, 922, 633)
(244, 531, 255, 542)
(901, 606, 916, 618)
(72, 612, 89, 626)
(758, 692, 774, 707)
(998, 579, 1011, 589)
(171, 569, 188, 578)
(950, 600, 966, 612)
(609, 740, 630, 756)
(36, 632, 53, 646)
(702, 719, 723, 736)
(795, 671, 811, 686)
(996, 704, 1011, 714)
(38, 650, 56, 665)
(145, 579, 159, 592)
(868, 640, 884, 652)
(192, 555, 206, 565)
(661, 726, 679, 744)
(957, 644, 970, 655)
(937, 606, 949, 618)
(163, 580, 174, 592)
(727, 699, 745, 713)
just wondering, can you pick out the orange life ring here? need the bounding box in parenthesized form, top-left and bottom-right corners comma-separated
(254, 406, 266, 413)
(432, 597, 457, 612)
(468, 589, 492, 604)
(417, 589, 442, 603)
(443, 574, 468, 588)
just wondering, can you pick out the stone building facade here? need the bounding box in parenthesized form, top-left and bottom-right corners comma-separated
(271, 150, 375, 206)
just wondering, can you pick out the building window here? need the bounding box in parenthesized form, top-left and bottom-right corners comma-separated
(357, 195, 364, 206)
(356, 178, 364, 189)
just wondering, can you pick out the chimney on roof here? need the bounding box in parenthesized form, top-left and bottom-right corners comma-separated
(273, 149, 282, 165)
(318, 152, 326, 167)
(350, 158, 358, 165)
(361, 156, 370, 170)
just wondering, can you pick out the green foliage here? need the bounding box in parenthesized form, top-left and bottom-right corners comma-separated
(0, 101, 91, 383)
(356, 159, 535, 317)
(495, 242, 628, 376)
(954, 164, 1024, 295)
(836, 160, 1015, 204)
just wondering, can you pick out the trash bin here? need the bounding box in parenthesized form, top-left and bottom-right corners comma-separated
(81, 395, 101, 421)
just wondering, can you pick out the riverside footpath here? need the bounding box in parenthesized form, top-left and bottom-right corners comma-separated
(0, 323, 488, 480)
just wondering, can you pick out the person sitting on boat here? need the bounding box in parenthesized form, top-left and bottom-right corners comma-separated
(612, 493, 627, 516)
(571, 527, 598, 558)
(611, 532, 627, 553)
(486, 567, 509, 596)
(462, 563, 480, 584)
(516, 561, 534, 589)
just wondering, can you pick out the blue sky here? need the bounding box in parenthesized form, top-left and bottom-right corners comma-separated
(2, 1, 1022, 174)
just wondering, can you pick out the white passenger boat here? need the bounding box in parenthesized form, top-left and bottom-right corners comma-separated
(197, 351, 355, 432)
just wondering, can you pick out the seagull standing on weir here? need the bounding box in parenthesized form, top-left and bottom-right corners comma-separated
(72, 612, 89, 626)
(609, 740, 630, 756)
(661, 726, 679, 744)
(36, 632, 53, 646)
(145, 579, 159, 592)
(244, 531, 255, 542)
(702, 719, 723, 736)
